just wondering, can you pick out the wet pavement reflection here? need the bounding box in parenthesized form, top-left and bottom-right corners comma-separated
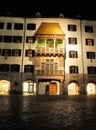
(0, 95, 96, 129)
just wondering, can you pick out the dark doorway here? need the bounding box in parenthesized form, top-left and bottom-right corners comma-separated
(45, 85, 49, 95)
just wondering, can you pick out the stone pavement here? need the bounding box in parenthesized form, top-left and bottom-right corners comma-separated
(0, 94, 96, 130)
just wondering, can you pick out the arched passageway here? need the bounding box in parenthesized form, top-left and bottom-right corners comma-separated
(23, 80, 36, 95)
(0, 80, 10, 95)
(87, 83, 96, 95)
(68, 82, 79, 95)
(38, 80, 60, 95)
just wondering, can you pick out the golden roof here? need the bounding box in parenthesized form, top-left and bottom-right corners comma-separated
(35, 23, 64, 35)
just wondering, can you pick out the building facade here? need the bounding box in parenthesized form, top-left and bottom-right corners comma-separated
(0, 15, 96, 95)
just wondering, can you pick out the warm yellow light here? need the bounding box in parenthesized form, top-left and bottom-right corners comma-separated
(68, 82, 79, 95)
(87, 83, 95, 94)
(0, 80, 10, 94)
(23, 82, 28, 92)
(34, 83, 36, 92)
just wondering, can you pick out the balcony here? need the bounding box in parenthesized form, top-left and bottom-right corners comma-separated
(35, 70, 64, 76)
(35, 47, 65, 56)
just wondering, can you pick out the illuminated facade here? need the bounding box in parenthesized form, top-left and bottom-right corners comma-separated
(0, 16, 96, 95)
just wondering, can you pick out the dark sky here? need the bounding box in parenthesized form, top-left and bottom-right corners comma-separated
(0, 0, 96, 20)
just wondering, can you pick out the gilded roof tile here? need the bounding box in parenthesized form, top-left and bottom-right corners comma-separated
(35, 23, 64, 34)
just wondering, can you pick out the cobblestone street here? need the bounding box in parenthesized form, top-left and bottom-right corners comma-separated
(0, 95, 96, 130)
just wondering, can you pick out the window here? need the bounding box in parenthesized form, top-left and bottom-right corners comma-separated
(42, 63, 45, 70)
(0, 49, 1, 55)
(24, 65, 34, 72)
(26, 36, 35, 43)
(86, 52, 95, 59)
(0, 35, 3, 42)
(13, 36, 22, 43)
(69, 51, 78, 58)
(25, 49, 35, 57)
(37, 39, 45, 47)
(68, 37, 77, 45)
(12, 49, 21, 56)
(10, 64, 20, 72)
(41, 63, 45, 75)
(51, 64, 54, 71)
(86, 39, 94, 46)
(38, 39, 45, 44)
(46, 64, 49, 71)
(45, 59, 54, 75)
(0, 22, 4, 29)
(54, 63, 58, 70)
(0, 64, 10, 72)
(50, 59, 54, 63)
(27, 23, 36, 30)
(55, 39, 63, 47)
(7, 23, 12, 29)
(3, 36, 12, 43)
(14, 23, 23, 30)
(47, 39, 54, 47)
(68, 25, 76, 31)
(2, 49, 11, 56)
(85, 26, 93, 33)
(46, 59, 49, 64)
(87, 67, 96, 74)
(70, 66, 78, 73)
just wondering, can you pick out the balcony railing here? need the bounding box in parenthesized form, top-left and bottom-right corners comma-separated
(35, 47, 65, 56)
(35, 70, 64, 76)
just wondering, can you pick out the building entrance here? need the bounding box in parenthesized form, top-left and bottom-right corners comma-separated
(38, 80, 60, 95)
(0, 80, 10, 95)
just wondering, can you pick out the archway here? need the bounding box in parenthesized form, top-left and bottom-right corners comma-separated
(0, 80, 10, 95)
(87, 83, 96, 95)
(68, 82, 79, 95)
(38, 80, 60, 95)
(49, 82, 57, 95)
(23, 80, 36, 95)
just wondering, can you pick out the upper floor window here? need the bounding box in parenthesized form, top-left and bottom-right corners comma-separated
(47, 39, 54, 48)
(37, 39, 45, 47)
(68, 25, 76, 31)
(87, 66, 96, 74)
(7, 23, 12, 29)
(0, 64, 9, 72)
(13, 36, 22, 43)
(2, 49, 11, 56)
(10, 64, 20, 72)
(54, 63, 58, 70)
(12, 49, 21, 56)
(0, 22, 4, 29)
(85, 26, 93, 33)
(86, 52, 95, 59)
(25, 49, 35, 57)
(0, 35, 3, 42)
(24, 65, 34, 72)
(27, 23, 36, 30)
(68, 37, 77, 45)
(0, 49, 1, 55)
(86, 39, 94, 46)
(55, 39, 63, 47)
(41, 63, 45, 71)
(14, 23, 23, 30)
(69, 51, 78, 58)
(26, 36, 35, 43)
(70, 66, 78, 73)
(3, 36, 12, 43)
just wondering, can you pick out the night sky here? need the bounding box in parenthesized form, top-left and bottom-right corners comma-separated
(0, 0, 96, 20)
